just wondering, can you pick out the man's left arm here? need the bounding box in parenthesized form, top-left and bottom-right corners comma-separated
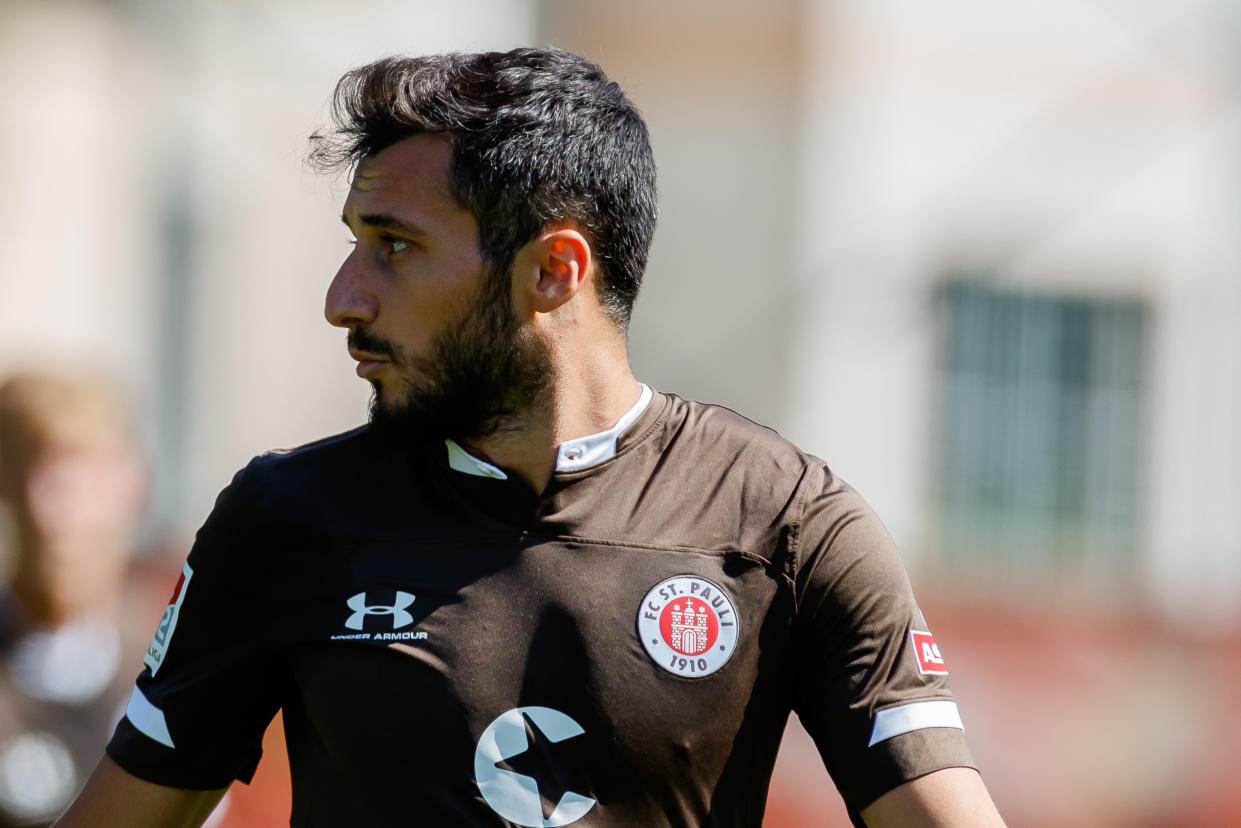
(788, 468, 1004, 824)
(860, 767, 1006, 827)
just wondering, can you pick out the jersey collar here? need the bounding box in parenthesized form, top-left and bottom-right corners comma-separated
(445, 384, 653, 480)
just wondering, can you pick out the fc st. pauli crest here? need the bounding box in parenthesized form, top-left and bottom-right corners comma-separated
(637, 575, 738, 677)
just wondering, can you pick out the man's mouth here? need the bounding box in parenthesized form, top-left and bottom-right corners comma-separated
(347, 329, 396, 375)
(348, 347, 390, 363)
(348, 348, 391, 378)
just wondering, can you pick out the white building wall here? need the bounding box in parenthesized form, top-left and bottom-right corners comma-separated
(788, 0, 1241, 625)
(0, 3, 162, 408)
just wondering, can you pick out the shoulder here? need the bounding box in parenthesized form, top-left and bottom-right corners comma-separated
(203, 425, 369, 510)
(644, 394, 856, 560)
(656, 393, 852, 504)
(657, 393, 891, 568)
(658, 393, 814, 471)
(193, 425, 409, 550)
(252, 423, 377, 480)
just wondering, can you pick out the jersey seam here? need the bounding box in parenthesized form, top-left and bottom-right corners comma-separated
(786, 468, 811, 612)
(519, 531, 778, 567)
(324, 533, 777, 569)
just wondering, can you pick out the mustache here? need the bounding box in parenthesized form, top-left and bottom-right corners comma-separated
(347, 327, 398, 360)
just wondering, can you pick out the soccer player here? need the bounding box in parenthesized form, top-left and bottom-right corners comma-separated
(56, 48, 1005, 827)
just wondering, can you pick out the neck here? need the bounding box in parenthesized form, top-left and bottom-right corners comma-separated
(457, 331, 641, 493)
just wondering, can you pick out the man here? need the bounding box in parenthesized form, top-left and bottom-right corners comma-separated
(0, 370, 147, 826)
(57, 48, 1004, 827)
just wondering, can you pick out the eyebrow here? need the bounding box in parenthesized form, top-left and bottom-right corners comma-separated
(340, 212, 428, 237)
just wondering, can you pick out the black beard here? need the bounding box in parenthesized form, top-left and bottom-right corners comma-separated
(364, 271, 553, 448)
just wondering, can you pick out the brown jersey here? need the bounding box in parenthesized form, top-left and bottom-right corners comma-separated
(107, 391, 974, 826)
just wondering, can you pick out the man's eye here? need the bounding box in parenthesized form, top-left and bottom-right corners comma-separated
(382, 237, 410, 254)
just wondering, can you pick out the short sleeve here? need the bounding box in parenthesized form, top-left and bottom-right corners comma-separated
(107, 458, 286, 790)
(790, 470, 975, 816)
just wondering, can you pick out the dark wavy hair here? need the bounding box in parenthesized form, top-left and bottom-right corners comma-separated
(309, 47, 658, 330)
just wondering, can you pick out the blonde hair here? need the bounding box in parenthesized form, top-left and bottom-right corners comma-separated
(0, 370, 132, 493)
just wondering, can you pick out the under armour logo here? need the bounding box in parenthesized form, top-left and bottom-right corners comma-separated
(345, 591, 415, 630)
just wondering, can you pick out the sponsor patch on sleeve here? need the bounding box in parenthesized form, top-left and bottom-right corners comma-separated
(143, 561, 193, 677)
(910, 629, 948, 675)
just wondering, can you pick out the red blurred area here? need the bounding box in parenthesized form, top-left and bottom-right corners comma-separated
(764, 599, 1241, 828)
(211, 715, 291, 828)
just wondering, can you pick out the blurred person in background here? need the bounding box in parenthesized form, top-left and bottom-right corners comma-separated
(0, 370, 146, 826)
(58, 48, 1004, 827)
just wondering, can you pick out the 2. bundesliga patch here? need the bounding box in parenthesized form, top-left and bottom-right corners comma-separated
(144, 561, 193, 677)
(637, 575, 738, 677)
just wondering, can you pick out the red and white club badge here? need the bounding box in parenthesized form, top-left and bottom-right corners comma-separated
(911, 629, 948, 675)
(638, 575, 739, 678)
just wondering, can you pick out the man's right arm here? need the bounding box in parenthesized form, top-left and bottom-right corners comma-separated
(53, 756, 227, 828)
(66, 459, 280, 824)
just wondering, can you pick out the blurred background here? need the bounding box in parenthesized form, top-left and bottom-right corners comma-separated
(1, 0, 1239, 825)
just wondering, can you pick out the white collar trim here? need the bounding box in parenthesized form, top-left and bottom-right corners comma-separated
(445, 438, 509, 479)
(556, 383, 653, 472)
(445, 384, 653, 479)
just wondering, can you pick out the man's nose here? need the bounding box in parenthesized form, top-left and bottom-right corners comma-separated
(325, 250, 378, 329)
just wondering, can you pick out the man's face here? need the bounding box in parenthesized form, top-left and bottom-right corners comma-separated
(326, 133, 549, 443)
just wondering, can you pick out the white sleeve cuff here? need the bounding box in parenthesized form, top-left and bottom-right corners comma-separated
(868, 700, 963, 747)
(125, 686, 175, 749)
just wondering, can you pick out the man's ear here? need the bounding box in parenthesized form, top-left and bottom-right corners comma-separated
(528, 228, 592, 314)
